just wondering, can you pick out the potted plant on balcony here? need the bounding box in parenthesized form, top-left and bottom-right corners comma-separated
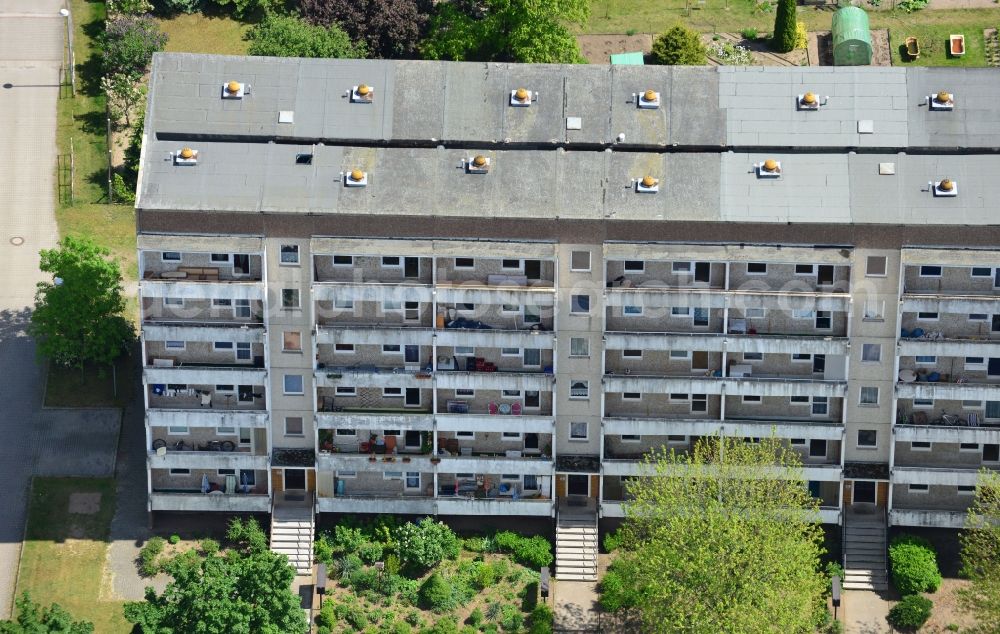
(383, 456, 395, 462)
(402, 456, 411, 463)
(368, 454, 377, 462)
(430, 456, 441, 465)
(420, 431, 432, 455)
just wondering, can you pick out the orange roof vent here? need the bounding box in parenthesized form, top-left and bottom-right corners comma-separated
(180, 148, 194, 160)
(226, 81, 240, 94)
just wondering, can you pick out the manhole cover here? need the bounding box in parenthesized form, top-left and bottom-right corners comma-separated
(2, 83, 12, 89)
(10, 236, 24, 246)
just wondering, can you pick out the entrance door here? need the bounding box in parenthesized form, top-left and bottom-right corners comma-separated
(812, 355, 826, 374)
(233, 254, 250, 275)
(524, 433, 539, 451)
(404, 257, 419, 278)
(285, 469, 306, 490)
(404, 345, 420, 364)
(524, 259, 541, 281)
(404, 388, 421, 408)
(691, 351, 709, 372)
(854, 480, 876, 504)
(817, 265, 834, 286)
(694, 262, 711, 284)
(567, 474, 589, 496)
(994, 268, 1000, 289)
(404, 430, 422, 449)
(989, 358, 1000, 377)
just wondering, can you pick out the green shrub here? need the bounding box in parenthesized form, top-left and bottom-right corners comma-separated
(528, 603, 554, 634)
(425, 616, 459, 634)
(485, 601, 503, 622)
(466, 607, 484, 627)
(333, 525, 367, 554)
(247, 14, 366, 59)
(740, 27, 759, 40)
(890, 535, 942, 595)
(385, 553, 401, 576)
(387, 621, 413, 634)
(499, 605, 523, 632)
(419, 572, 455, 612)
(395, 518, 460, 574)
(770, 0, 796, 53)
(155, 0, 203, 14)
(481, 625, 499, 634)
(493, 532, 553, 568)
(112, 173, 136, 205)
(650, 26, 706, 65)
(599, 560, 642, 613)
(315, 600, 336, 629)
(359, 541, 385, 564)
(887, 595, 932, 631)
(168, 534, 180, 545)
(405, 610, 423, 627)
(473, 562, 497, 590)
(602, 530, 623, 553)
(315, 533, 335, 565)
(198, 538, 220, 556)
(139, 536, 165, 577)
(101, 15, 167, 77)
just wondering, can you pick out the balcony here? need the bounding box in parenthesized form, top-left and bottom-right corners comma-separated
(315, 367, 433, 389)
(312, 281, 434, 304)
(140, 279, 264, 302)
(142, 322, 265, 344)
(599, 501, 839, 523)
(435, 328, 555, 350)
(147, 408, 268, 428)
(894, 424, 1000, 444)
(605, 286, 850, 312)
(436, 414, 553, 435)
(318, 495, 437, 515)
(436, 283, 556, 307)
(435, 455, 553, 476)
(436, 371, 552, 392)
(899, 336, 1000, 358)
(144, 364, 266, 386)
(889, 509, 968, 529)
(149, 491, 270, 512)
(315, 411, 434, 430)
(901, 291, 1000, 314)
(318, 453, 436, 472)
(147, 385, 266, 412)
(315, 327, 434, 346)
(147, 449, 269, 470)
(603, 417, 842, 440)
(604, 331, 848, 356)
(603, 374, 846, 398)
(601, 459, 841, 480)
(892, 466, 984, 486)
(896, 378, 1000, 401)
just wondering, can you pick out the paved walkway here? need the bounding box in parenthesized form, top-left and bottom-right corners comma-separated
(843, 589, 894, 634)
(0, 0, 66, 618)
(553, 580, 601, 633)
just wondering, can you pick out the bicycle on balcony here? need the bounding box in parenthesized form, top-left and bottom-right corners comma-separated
(932, 410, 966, 426)
(151, 439, 191, 451)
(198, 440, 236, 452)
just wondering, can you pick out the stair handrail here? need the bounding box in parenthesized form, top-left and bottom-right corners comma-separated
(841, 505, 848, 573)
(882, 504, 889, 583)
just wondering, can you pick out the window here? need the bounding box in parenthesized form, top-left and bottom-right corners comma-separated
(524, 391, 540, 409)
(908, 484, 929, 493)
(915, 355, 937, 365)
(334, 298, 354, 310)
(215, 384, 234, 392)
(669, 350, 690, 359)
(523, 348, 541, 367)
(167, 425, 188, 435)
(500, 347, 520, 357)
(621, 434, 641, 442)
(790, 396, 809, 404)
(523, 305, 541, 325)
(857, 429, 877, 448)
(280, 245, 299, 264)
(790, 438, 806, 446)
(239, 428, 251, 446)
(809, 439, 827, 458)
(960, 443, 980, 452)
(623, 305, 642, 316)
(742, 395, 762, 404)
(383, 299, 402, 311)
(523, 475, 539, 491)
(334, 343, 355, 353)
(746, 262, 767, 275)
(794, 352, 814, 363)
(672, 261, 692, 273)
(169, 468, 190, 475)
(234, 299, 251, 318)
(164, 297, 184, 307)
(213, 299, 232, 308)
(691, 394, 708, 413)
(332, 255, 353, 266)
(622, 349, 642, 358)
(570, 381, 589, 399)
(971, 267, 992, 277)
(501, 258, 521, 270)
(285, 417, 303, 436)
(795, 264, 815, 275)
(988, 401, 1000, 420)
(283, 374, 304, 394)
(745, 308, 765, 319)
(913, 398, 934, 409)
(405, 472, 421, 489)
(502, 390, 521, 398)
(910, 441, 932, 451)
(454, 257, 474, 269)
(962, 400, 984, 410)
(458, 303, 475, 312)
(624, 260, 644, 272)
(861, 344, 881, 362)
(811, 397, 829, 416)
(920, 265, 943, 277)
(165, 340, 185, 350)
(743, 352, 763, 362)
(863, 299, 885, 321)
(501, 303, 520, 314)
(381, 256, 401, 267)
(815, 311, 832, 330)
(571, 295, 591, 314)
(671, 307, 690, 316)
(570, 338, 589, 357)
(792, 309, 815, 319)
(283, 331, 302, 352)
(382, 387, 403, 398)
(668, 435, 687, 443)
(569, 422, 588, 440)
(384, 471, 403, 480)
(502, 432, 522, 441)
(161, 251, 181, 261)
(208, 253, 229, 263)
(282, 289, 300, 309)
(336, 429, 357, 436)
(958, 486, 977, 496)
(236, 342, 251, 361)
(866, 256, 887, 277)
(335, 470, 356, 479)
(456, 431, 475, 439)
(693, 308, 709, 327)
(860, 387, 879, 406)
(382, 344, 402, 354)
(917, 312, 939, 321)
(970, 313, 989, 321)
(966, 357, 986, 370)
(570, 251, 590, 271)
(622, 392, 642, 401)
(213, 341, 234, 350)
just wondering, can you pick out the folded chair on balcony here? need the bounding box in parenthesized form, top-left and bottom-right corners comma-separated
(511, 402, 522, 416)
(488, 402, 499, 415)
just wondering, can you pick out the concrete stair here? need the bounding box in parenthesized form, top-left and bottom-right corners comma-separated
(270, 504, 314, 576)
(555, 515, 598, 581)
(843, 520, 888, 591)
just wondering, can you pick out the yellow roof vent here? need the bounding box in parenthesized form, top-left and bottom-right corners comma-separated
(636, 175, 659, 193)
(344, 169, 368, 187)
(638, 89, 660, 109)
(929, 91, 954, 111)
(466, 155, 491, 174)
(221, 80, 245, 99)
(351, 84, 374, 103)
(510, 88, 534, 107)
(756, 159, 781, 178)
(934, 178, 957, 197)
(174, 147, 198, 165)
(797, 92, 824, 110)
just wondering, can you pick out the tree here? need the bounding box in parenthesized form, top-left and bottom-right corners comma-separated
(101, 15, 168, 76)
(650, 26, 705, 65)
(420, 0, 589, 64)
(299, 0, 430, 59)
(101, 72, 147, 130)
(607, 435, 828, 633)
(124, 518, 307, 634)
(247, 14, 366, 59)
(771, 0, 797, 53)
(958, 470, 1000, 632)
(0, 593, 93, 634)
(30, 236, 133, 369)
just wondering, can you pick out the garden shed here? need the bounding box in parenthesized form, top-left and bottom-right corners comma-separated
(831, 7, 872, 66)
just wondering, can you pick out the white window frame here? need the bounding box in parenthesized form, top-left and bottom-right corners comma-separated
(571, 295, 591, 314)
(454, 346, 475, 356)
(866, 256, 887, 277)
(966, 357, 987, 370)
(332, 255, 353, 266)
(570, 251, 591, 272)
(383, 299, 403, 312)
(334, 343, 355, 354)
(283, 374, 304, 395)
(859, 387, 880, 406)
(623, 305, 643, 316)
(622, 392, 642, 401)
(167, 425, 189, 435)
(863, 299, 885, 321)
(670, 350, 690, 360)
(621, 434, 642, 443)
(913, 398, 934, 410)
(958, 486, 977, 496)
(919, 265, 943, 278)
(971, 266, 993, 278)
(742, 395, 762, 404)
(569, 338, 589, 357)
(334, 298, 354, 310)
(501, 347, 521, 357)
(454, 257, 475, 269)
(569, 381, 589, 399)
(908, 484, 930, 494)
(690, 394, 708, 413)
(622, 349, 643, 359)
(861, 344, 881, 363)
(281, 288, 301, 309)
(671, 307, 690, 316)
(335, 387, 356, 396)
(168, 468, 190, 476)
(915, 355, 937, 365)
(282, 331, 302, 352)
(794, 264, 815, 276)
(381, 256, 401, 268)
(672, 261, 692, 274)
(280, 245, 300, 265)
(163, 297, 184, 307)
(164, 340, 185, 350)
(501, 258, 522, 271)
(916, 311, 939, 321)
(745, 307, 765, 319)
(213, 341, 234, 351)
(959, 443, 981, 453)
(969, 313, 989, 322)
(455, 388, 475, 398)
(383, 387, 403, 398)
(910, 441, 932, 452)
(962, 399, 984, 410)
(856, 429, 878, 449)
(792, 309, 815, 320)
(743, 352, 763, 362)
(623, 260, 645, 273)
(161, 251, 181, 262)
(284, 416, 304, 437)
(746, 262, 767, 275)
(336, 470, 357, 479)
(569, 422, 588, 441)
(382, 344, 402, 355)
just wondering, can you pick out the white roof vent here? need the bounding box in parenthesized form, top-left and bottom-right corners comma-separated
(755, 159, 781, 179)
(933, 179, 957, 197)
(928, 91, 954, 111)
(221, 80, 245, 99)
(510, 88, 535, 107)
(173, 147, 198, 165)
(635, 175, 659, 193)
(796, 92, 825, 110)
(465, 155, 491, 174)
(637, 90, 660, 109)
(343, 169, 368, 187)
(278, 110, 294, 124)
(351, 84, 374, 104)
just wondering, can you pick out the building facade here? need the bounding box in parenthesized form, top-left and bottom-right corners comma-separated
(137, 56, 1000, 542)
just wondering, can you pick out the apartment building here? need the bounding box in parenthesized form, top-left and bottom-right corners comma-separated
(136, 55, 1000, 577)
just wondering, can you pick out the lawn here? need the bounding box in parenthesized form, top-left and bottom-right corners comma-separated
(888, 22, 988, 66)
(157, 11, 252, 56)
(44, 352, 135, 408)
(14, 478, 129, 633)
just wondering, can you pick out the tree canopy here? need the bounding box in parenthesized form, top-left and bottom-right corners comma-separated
(30, 236, 133, 368)
(0, 594, 93, 634)
(124, 518, 307, 634)
(771, 0, 797, 53)
(420, 0, 589, 64)
(606, 435, 828, 633)
(959, 470, 1000, 632)
(650, 26, 705, 65)
(247, 14, 366, 59)
(299, 0, 430, 59)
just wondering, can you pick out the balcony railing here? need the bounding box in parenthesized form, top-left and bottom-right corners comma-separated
(149, 491, 270, 512)
(602, 416, 843, 439)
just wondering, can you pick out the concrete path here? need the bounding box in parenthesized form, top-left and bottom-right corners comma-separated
(553, 580, 601, 633)
(843, 589, 894, 634)
(0, 0, 66, 618)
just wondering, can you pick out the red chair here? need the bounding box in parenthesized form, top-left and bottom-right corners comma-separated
(488, 402, 499, 415)
(511, 402, 522, 416)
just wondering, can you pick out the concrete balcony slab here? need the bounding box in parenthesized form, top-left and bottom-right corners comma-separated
(147, 408, 268, 428)
(150, 492, 270, 512)
(141, 280, 264, 301)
